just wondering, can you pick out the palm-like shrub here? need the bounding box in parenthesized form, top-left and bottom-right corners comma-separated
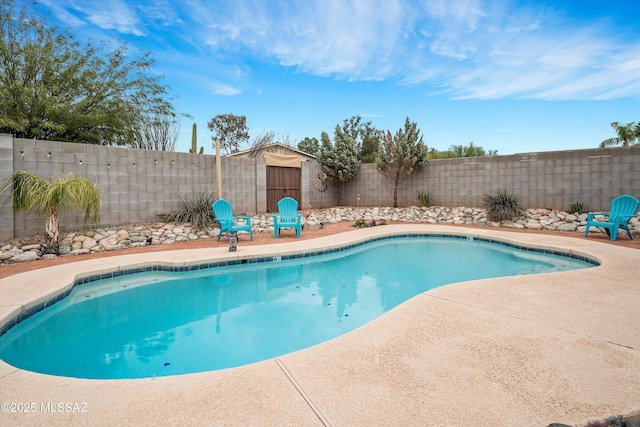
(599, 121, 639, 148)
(0, 171, 100, 253)
(163, 192, 217, 230)
(482, 188, 524, 222)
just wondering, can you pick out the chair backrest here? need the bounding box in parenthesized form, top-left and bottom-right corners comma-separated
(212, 199, 233, 226)
(610, 195, 639, 221)
(277, 197, 299, 221)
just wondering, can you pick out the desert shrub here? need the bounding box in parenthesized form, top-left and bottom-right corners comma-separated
(482, 188, 524, 222)
(353, 218, 387, 228)
(417, 190, 432, 207)
(354, 219, 370, 228)
(568, 201, 588, 215)
(162, 192, 217, 230)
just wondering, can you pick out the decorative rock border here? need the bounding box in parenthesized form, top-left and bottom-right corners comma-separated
(1, 206, 638, 265)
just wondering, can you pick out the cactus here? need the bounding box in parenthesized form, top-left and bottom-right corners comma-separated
(189, 123, 203, 154)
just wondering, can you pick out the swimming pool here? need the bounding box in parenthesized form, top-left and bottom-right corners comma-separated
(0, 234, 595, 379)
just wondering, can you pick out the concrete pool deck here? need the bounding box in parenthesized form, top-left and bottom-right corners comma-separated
(0, 224, 639, 426)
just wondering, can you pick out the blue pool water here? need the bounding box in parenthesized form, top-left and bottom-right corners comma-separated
(0, 235, 595, 379)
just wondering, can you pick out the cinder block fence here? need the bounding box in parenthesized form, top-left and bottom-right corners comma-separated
(1, 134, 638, 239)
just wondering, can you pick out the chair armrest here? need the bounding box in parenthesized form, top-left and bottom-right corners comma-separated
(587, 212, 608, 220)
(233, 215, 252, 224)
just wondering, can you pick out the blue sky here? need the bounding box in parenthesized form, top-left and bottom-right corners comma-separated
(28, 0, 640, 155)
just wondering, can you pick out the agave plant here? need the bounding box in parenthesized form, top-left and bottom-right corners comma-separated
(0, 171, 100, 254)
(162, 192, 217, 230)
(568, 201, 588, 215)
(482, 188, 524, 222)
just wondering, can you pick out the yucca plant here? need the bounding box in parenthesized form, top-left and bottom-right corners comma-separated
(568, 201, 588, 215)
(163, 192, 217, 230)
(417, 190, 432, 207)
(0, 171, 100, 254)
(482, 188, 524, 222)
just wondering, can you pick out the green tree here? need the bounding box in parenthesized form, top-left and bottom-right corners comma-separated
(427, 147, 448, 160)
(0, 0, 180, 146)
(298, 137, 320, 156)
(0, 171, 100, 253)
(337, 115, 381, 163)
(316, 128, 360, 205)
(207, 113, 249, 154)
(428, 142, 497, 159)
(446, 141, 497, 158)
(359, 124, 382, 163)
(376, 117, 428, 207)
(599, 121, 639, 148)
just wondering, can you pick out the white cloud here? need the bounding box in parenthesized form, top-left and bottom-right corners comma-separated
(47, 0, 145, 36)
(81, 1, 144, 36)
(423, 0, 486, 31)
(155, 50, 247, 97)
(208, 83, 241, 96)
(272, 0, 406, 79)
(137, 1, 183, 27)
(38, 0, 85, 27)
(422, 0, 487, 59)
(401, 0, 640, 100)
(50, 0, 639, 101)
(186, 0, 407, 80)
(534, 52, 640, 100)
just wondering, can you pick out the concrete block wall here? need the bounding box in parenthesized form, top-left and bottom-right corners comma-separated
(342, 146, 640, 211)
(219, 156, 256, 216)
(1, 137, 240, 239)
(1, 133, 639, 240)
(0, 135, 14, 241)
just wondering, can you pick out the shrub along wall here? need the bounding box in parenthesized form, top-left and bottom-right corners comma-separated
(1, 134, 638, 239)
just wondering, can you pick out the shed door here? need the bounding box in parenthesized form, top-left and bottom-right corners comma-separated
(267, 166, 301, 213)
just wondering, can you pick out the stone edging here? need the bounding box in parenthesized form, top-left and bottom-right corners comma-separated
(1, 206, 638, 264)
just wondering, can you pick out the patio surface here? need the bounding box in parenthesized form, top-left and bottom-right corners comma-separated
(1, 223, 639, 426)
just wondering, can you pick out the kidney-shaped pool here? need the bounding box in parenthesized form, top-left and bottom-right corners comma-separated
(0, 234, 596, 379)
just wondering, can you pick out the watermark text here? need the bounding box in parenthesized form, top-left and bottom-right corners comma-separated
(1, 402, 88, 413)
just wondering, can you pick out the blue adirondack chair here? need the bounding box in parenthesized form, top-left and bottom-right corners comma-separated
(212, 199, 254, 241)
(584, 195, 639, 241)
(272, 197, 303, 238)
